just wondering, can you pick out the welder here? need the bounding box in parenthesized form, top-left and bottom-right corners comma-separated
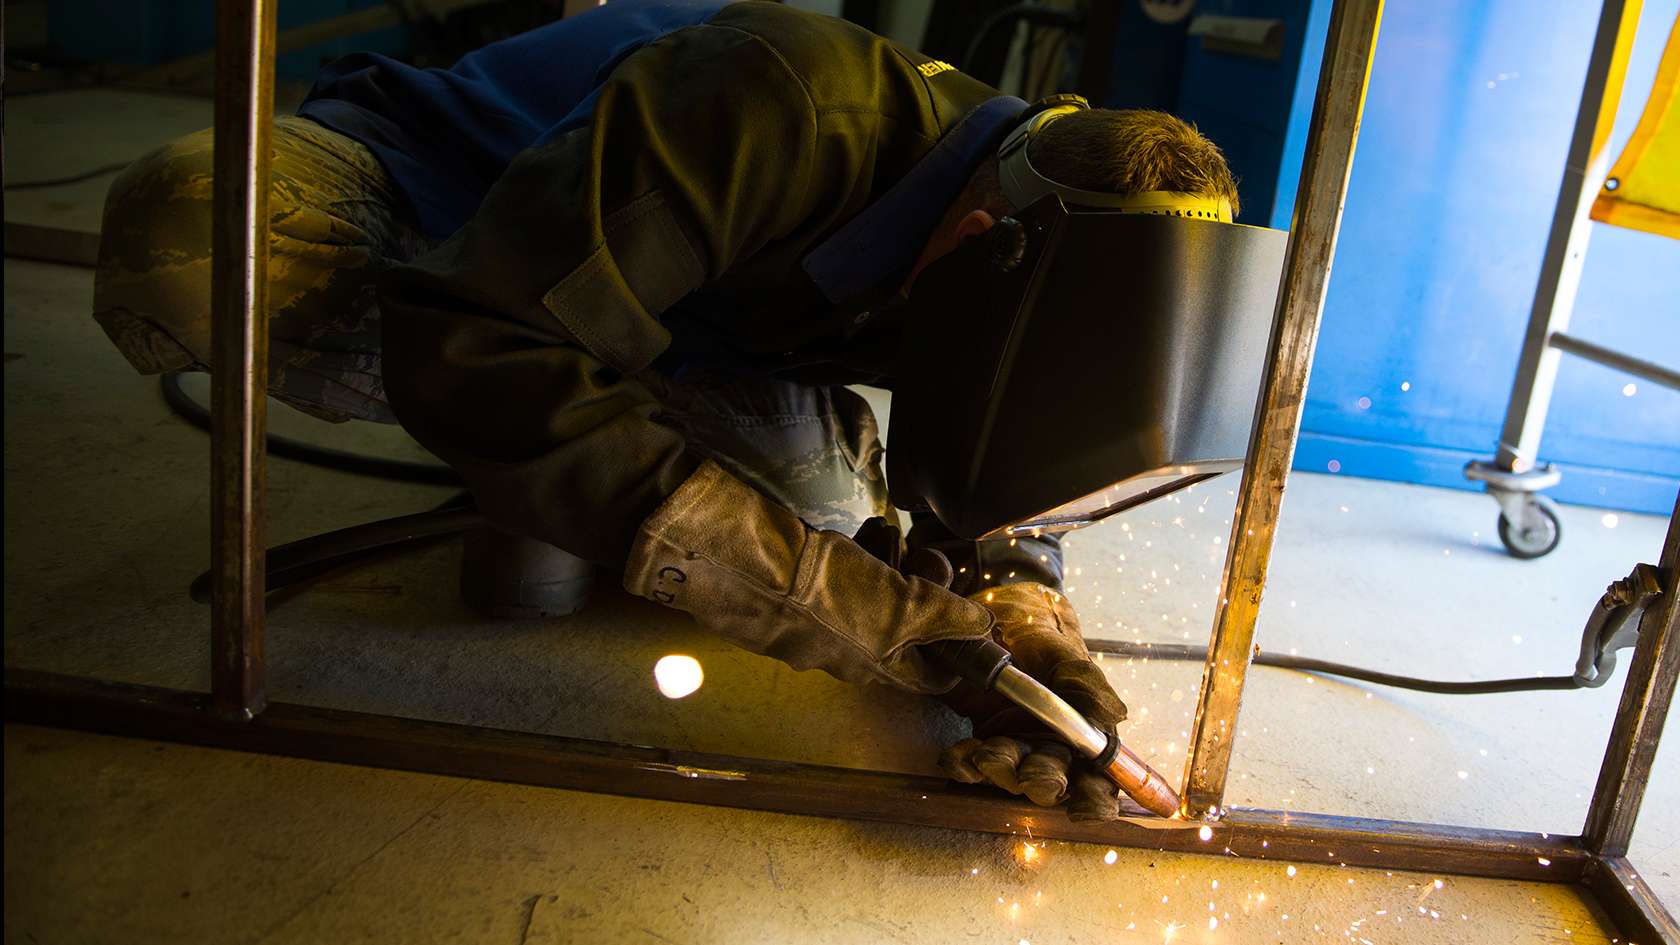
(92, 0, 1244, 821)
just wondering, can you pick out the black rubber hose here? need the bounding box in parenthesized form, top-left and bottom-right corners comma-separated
(189, 502, 485, 602)
(5, 161, 133, 190)
(161, 372, 461, 485)
(1085, 639, 1582, 695)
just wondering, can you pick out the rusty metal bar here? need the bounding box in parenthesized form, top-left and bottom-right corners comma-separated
(2, 668, 1590, 884)
(1583, 491, 1680, 855)
(209, 0, 277, 721)
(1583, 855, 1680, 944)
(1180, 0, 1384, 819)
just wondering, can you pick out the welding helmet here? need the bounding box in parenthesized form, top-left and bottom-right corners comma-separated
(886, 95, 1289, 540)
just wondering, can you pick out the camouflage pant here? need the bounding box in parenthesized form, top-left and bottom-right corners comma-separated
(92, 117, 888, 532)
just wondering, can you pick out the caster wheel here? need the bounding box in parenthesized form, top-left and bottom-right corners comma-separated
(1497, 497, 1562, 559)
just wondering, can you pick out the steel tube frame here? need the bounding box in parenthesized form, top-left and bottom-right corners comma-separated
(1181, 0, 1383, 819)
(2, 0, 1676, 942)
(1548, 332, 1680, 391)
(1585, 493, 1680, 857)
(209, 0, 278, 721)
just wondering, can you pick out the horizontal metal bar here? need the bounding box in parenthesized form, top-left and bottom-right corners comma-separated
(1549, 332, 1680, 391)
(1583, 856, 1680, 945)
(3, 668, 1589, 884)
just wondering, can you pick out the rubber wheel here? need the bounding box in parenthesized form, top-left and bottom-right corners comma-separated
(1497, 501, 1562, 559)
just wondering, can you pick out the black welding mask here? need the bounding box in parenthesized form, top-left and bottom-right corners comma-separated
(886, 96, 1290, 540)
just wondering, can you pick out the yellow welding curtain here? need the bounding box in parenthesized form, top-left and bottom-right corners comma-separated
(1591, 13, 1680, 239)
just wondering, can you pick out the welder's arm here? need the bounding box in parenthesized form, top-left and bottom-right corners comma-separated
(380, 25, 827, 565)
(378, 27, 1000, 689)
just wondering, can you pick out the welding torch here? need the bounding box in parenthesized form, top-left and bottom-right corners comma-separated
(926, 638, 1182, 819)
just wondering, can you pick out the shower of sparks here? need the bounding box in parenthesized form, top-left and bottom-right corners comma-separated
(1160, 920, 1185, 943)
(653, 655, 704, 699)
(1016, 842, 1044, 868)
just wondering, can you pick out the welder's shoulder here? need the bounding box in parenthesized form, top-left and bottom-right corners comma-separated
(705, 2, 974, 129)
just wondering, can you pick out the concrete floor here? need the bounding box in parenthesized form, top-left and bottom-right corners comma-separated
(5, 88, 1678, 942)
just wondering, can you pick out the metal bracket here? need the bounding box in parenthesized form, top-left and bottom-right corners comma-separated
(1574, 563, 1664, 688)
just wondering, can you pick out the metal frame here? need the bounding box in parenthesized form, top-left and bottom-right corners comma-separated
(3, 1, 1676, 942)
(1467, 0, 1679, 556)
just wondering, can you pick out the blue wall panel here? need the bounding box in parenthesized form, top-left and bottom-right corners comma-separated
(47, 1, 405, 82)
(1295, 0, 1680, 514)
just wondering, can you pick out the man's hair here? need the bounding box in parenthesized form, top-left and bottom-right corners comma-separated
(962, 108, 1241, 219)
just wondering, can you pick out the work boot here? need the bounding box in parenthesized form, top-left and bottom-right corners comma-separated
(460, 525, 596, 619)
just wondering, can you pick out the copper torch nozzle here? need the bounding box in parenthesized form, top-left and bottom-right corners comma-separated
(1102, 740, 1182, 818)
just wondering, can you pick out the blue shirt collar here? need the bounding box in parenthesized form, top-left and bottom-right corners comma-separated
(802, 95, 1028, 305)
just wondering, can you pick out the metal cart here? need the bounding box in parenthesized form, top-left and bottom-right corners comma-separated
(1466, 0, 1680, 559)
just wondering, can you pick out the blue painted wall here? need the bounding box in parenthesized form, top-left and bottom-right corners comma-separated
(1292, 0, 1680, 514)
(46, 1, 405, 82)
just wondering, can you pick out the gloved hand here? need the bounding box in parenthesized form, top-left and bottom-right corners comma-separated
(623, 461, 996, 693)
(939, 582, 1130, 821)
(850, 518, 1130, 820)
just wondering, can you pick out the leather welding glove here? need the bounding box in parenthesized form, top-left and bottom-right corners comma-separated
(938, 582, 1130, 821)
(623, 461, 996, 693)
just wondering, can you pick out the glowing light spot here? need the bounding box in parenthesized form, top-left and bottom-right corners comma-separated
(1356, 396, 1372, 410)
(1538, 857, 1552, 867)
(1401, 381, 1411, 391)
(1457, 770, 1469, 780)
(1286, 866, 1298, 878)
(1623, 383, 1637, 397)
(1209, 916, 1219, 930)
(1602, 513, 1619, 529)
(1198, 824, 1214, 842)
(1104, 849, 1119, 865)
(1327, 459, 1342, 473)
(653, 655, 704, 699)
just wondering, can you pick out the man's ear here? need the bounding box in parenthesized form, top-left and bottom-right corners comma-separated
(953, 209, 996, 243)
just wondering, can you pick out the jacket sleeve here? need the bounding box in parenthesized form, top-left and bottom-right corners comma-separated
(379, 24, 822, 565)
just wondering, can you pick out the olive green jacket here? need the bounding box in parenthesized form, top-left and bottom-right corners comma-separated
(380, 2, 1010, 564)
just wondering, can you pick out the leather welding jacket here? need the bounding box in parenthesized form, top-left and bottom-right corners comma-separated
(379, 1, 1036, 569)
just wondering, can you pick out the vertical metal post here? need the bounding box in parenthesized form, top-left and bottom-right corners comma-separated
(1583, 492, 1680, 855)
(210, 0, 277, 721)
(1492, 0, 1641, 472)
(1180, 0, 1384, 819)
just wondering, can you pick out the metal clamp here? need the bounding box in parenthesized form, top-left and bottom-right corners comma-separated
(1573, 563, 1663, 688)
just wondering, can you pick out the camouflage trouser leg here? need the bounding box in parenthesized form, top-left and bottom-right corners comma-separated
(641, 371, 893, 536)
(93, 116, 428, 423)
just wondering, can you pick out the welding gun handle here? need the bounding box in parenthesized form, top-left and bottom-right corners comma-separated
(923, 638, 1013, 689)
